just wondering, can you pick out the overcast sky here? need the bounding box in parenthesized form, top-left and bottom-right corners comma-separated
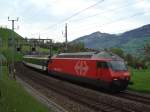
(0, 0, 150, 42)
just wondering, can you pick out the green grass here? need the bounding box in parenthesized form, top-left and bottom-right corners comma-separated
(39, 47, 49, 53)
(0, 66, 50, 112)
(1, 48, 23, 63)
(128, 68, 150, 93)
(22, 45, 58, 55)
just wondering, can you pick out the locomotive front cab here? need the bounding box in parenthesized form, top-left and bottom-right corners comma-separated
(109, 60, 130, 80)
(97, 60, 130, 91)
(109, 60, 130, 91)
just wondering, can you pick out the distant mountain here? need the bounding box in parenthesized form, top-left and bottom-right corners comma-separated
(72, 24, 150, 55)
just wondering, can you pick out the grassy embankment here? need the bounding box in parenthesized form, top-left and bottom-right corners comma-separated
(128, 68, 150, 93)
(22, 45, 50, 54)
(0, 66, 50, 112)
(0, 28, 50, 112)
(0, 28, 23, 62)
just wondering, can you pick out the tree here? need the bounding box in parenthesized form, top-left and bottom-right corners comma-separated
(125, 53, 134, 67)
(110, 48, 124, 58)
(143, 44, 150, 67)
(68, 42, 85, 52)
(143, 44, 150, 58)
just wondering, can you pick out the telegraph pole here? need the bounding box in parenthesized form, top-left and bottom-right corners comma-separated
(8, 17, 19, 79)
(0, 38, 2, 78)
(65, 23, 68, 51)
(38, 34, 41, 55)
(49, 39, 52, 58)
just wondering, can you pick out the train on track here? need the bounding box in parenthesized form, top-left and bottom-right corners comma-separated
(23, 51, 130, 92)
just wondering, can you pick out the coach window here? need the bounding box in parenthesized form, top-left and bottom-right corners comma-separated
(97, 62, 109, 68)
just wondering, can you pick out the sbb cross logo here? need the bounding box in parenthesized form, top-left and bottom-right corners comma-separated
(74, 60, 89, 76)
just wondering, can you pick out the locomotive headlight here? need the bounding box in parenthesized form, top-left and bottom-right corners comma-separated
(113, 78, 118, 81)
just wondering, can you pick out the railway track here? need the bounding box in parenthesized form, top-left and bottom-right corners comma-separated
(116, 91, 150, 105)
(15, 63, 150, 112)
(16, 64, 128, 112)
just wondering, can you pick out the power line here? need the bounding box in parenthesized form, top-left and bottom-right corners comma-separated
(41, 0, 143, 37)
(69, 0, 145, 22)
(34, 0, 104, 39)
(34, 0, 141, 38)
(62, 0, 104, 22)
(45, 0, 104, 30)
(69, 9, 150, 35)
(65, 23, 68, 51)
(29, 0, 149, 42)
(101, 10, 150, 27)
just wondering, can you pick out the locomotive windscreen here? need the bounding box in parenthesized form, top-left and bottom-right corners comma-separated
(97, 60, 127, 71)
(109, 61, 127, 71)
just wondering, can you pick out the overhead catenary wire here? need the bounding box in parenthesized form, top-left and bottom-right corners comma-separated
(35, 0, 143, 37)
(40, 0, 144, 36)
(68, 0, 145, 22)
(69, 9, 150, 36)
(45, 0, 104, 30)
(61, 0, 104, 22)
(29, 0, 150, 42)
(32, 0, 104, 39)
(8, 17, 19, 79)
(68, 0, 147, 31)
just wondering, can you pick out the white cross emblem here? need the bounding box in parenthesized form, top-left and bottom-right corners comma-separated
(74, 61, 89, 76)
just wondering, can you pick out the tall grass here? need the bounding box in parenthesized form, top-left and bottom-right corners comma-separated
(0, 66, 50, 112)
(128, 68, 150, 93)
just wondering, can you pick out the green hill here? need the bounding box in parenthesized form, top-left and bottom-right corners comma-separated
(0, 28, 50, 112)
(0, 27, 23, 48)
(0, 28, 52, 62)
(0, 27, 23, 62)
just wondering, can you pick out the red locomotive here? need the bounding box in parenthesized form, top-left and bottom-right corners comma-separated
(47, 51, 130, 92)
(23, 51, 130, 92)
